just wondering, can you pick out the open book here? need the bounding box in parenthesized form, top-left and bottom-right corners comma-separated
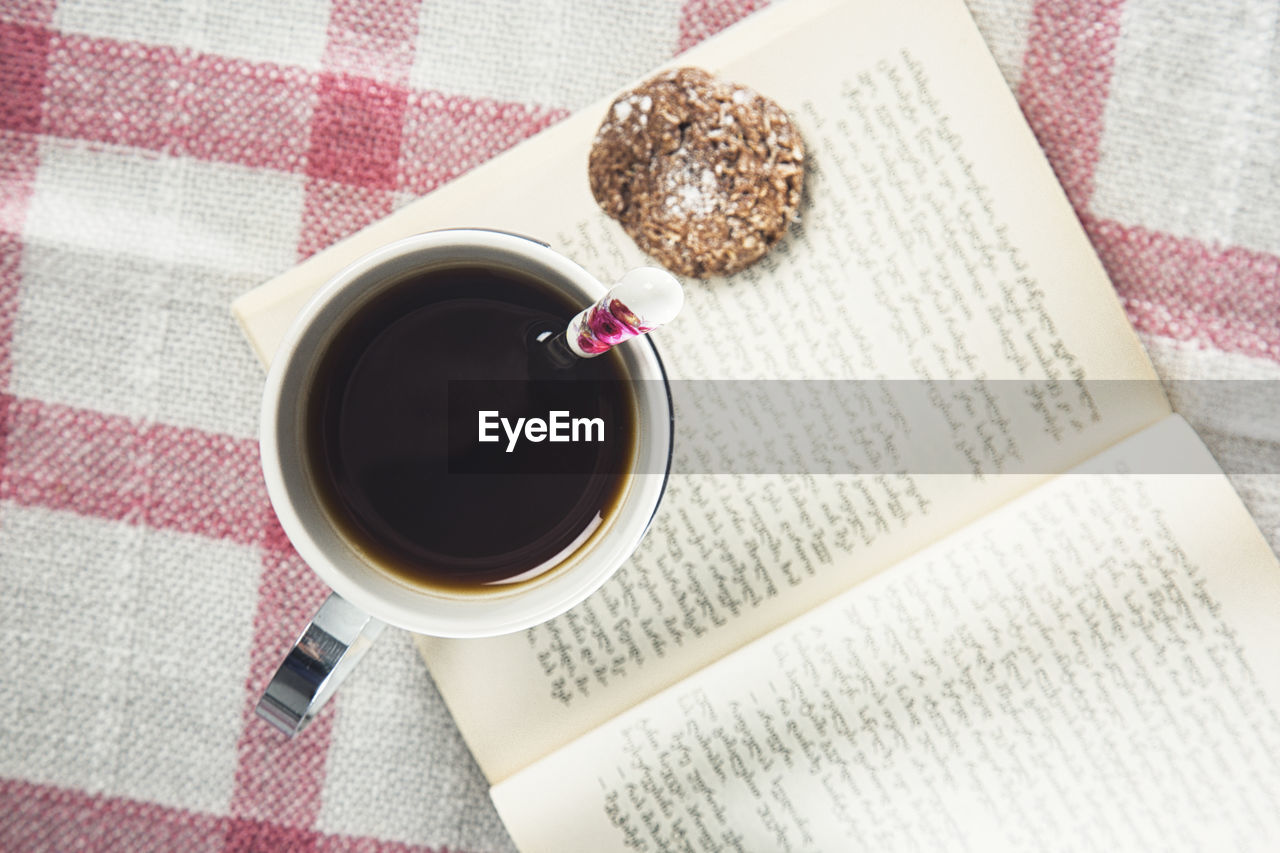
(233, 0, 1280, 848)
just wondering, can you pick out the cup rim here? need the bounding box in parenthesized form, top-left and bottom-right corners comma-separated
(259, 228, 673, 637)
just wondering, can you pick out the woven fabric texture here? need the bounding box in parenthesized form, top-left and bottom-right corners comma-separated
(1, 0, 1278, 851)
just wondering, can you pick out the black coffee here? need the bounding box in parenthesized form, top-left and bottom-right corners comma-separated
(302, 264, 636, 592)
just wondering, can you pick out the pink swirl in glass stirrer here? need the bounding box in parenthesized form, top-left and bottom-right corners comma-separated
(541, 268, 683, 367)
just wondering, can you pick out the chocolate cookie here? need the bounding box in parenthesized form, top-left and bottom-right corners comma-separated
(588, 67, 805, 278)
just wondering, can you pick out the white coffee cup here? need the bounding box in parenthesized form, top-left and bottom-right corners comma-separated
(256, 229, 673, 736)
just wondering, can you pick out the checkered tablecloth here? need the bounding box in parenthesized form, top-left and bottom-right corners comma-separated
(1, 0, 1278, 850)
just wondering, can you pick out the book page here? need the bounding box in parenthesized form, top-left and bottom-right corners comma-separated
(491, 416, 1280, 852)
(233, 0, 1170, 781)
(410, 0, 1169, 781)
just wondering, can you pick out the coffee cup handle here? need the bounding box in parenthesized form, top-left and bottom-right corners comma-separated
(255, 592, 387, 737)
